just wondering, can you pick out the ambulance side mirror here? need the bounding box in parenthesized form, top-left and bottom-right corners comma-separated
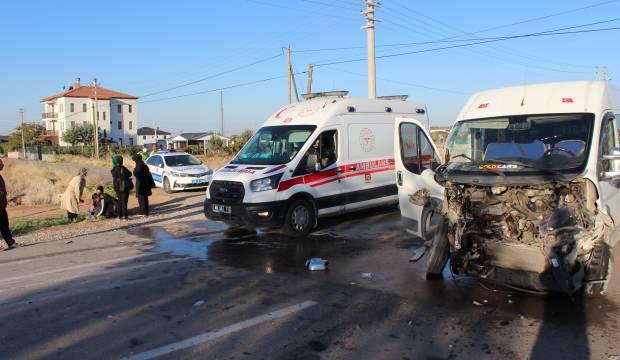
(306, 154, 320, 173)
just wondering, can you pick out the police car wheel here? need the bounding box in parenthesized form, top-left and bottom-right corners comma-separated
(284, 199, 315, 237)
(163, 177, 173, 193)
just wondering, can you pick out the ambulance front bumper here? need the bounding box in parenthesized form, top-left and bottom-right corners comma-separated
(204, 198, 286, 228)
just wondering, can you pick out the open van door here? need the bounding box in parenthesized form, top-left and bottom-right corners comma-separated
(394, 117, 444, 239)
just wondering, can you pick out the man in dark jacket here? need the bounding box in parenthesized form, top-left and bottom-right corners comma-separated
(132, 154, 155, 216)
(111, 155, 132, 221)
(0, 159, 16, 250)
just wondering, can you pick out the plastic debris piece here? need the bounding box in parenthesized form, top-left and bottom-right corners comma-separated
(409, 246, 427, 262)
(306, 258, 328, 271)
(360, 272, 374, 279)
(473, 300, 484, 306)
(193, 299, 205, 307)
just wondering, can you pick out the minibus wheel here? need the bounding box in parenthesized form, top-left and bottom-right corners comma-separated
(584, 242, 611, 296)
(426, 219, 449, 280)
(284, 199, 315, 237)
(420, 206, 435, 240)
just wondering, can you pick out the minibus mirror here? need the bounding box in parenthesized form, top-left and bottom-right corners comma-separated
(306, 154, 319, 173)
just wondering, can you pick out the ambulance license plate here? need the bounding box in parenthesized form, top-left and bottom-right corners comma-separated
(212, 204, 232, 214)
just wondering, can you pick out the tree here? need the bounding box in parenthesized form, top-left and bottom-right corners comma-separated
(62, 124, 97, 146)
(208, 135, 224, 151)
(7, 123, 46, 150)
(228, 129, 254, 153)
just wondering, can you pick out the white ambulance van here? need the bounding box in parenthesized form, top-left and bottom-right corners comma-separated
(205, 92, 430, 236)
(396, 80, 620, 295)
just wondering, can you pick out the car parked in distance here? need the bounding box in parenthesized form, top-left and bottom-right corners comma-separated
(146, 151, 212, 193)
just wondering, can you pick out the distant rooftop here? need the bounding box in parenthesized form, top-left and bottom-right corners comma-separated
(42, 84, 137, 102)
(137, 127, 171, 136)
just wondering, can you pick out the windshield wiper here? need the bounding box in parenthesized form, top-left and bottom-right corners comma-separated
(449, 153, 474, 163)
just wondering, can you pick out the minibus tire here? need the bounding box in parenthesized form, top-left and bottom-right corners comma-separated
(163, 177, 173, 194)
(584, 242, 611, 296)
(284, 199, 315, 237)
(420, 206, 435, 241)
(426, 219, 449, 280)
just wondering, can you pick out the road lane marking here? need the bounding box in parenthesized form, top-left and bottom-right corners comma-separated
(122, 300, 319, 360)
(0, 256, 189, 286)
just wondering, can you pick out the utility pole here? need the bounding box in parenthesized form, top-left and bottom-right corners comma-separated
(361, 0, 380, 98)
(219, 90, 224, 136)
(290, 64, 300, 102)
(19, 108, 26, 159)
(154, 121, 158, 149)
(287, 44, 292, 104)
(596, 66, 611, 81)
(91, 78, 100, 159)
(306, 64, 314, 95)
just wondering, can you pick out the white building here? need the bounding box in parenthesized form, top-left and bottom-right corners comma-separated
(169, 132, 230, 153)
(137, 127, 171, 147)
(41, 78, 138, 146)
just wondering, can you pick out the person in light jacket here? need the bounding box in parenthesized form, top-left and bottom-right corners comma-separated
(132, 154, 155, 216)
(60, 168, 87, 221)
(111, 155, 132, 221)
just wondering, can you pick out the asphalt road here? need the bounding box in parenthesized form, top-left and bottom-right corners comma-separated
(1, 192, 619, 360)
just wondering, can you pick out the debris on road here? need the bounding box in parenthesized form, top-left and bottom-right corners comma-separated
(409, 246, 427, 262)
(473, 300, 485, 306)
(306, 258, 328, 271)
(360, 272, 374, 279)
(193, 299, 205, 307)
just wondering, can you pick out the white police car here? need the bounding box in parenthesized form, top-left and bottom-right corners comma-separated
(146, 151, 213, 193)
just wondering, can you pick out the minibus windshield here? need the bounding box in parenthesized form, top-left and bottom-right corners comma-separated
(232, 125, 316, 165)
(443, 113, 594, 175)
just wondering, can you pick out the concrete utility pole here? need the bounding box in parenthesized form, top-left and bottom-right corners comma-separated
(287, 44, 292, 104)
(596, 66, 611, 81)
(219, 90, 224, 136)
(361, 0, 380, 99)
(91, 78, 100, 159)
(290, 64, 300, 102)
(306, 64, 314, 95)
(19, 108, 26, 159)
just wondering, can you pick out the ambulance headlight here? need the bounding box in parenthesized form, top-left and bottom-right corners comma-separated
(250, 173, 283, 192)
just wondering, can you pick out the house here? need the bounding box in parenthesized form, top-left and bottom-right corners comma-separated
(137, 127, 171, 147)
(169, 132, 230, 153)
(0, 136, 10, 145)
(41, 77, 138, 146)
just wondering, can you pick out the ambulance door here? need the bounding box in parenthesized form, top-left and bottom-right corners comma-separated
(394, 118, 444, 238)
(292, 126, 345, 215)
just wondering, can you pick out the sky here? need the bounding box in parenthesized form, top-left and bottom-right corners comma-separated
(0, 0, 619, 136)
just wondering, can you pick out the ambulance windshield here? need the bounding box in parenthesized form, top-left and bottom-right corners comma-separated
(232, 125, 317, 165)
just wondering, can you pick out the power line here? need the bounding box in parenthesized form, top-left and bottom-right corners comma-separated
(139, 72, 307, 104)
(312, 26, 620, 67)
(139, 53, 283, 98)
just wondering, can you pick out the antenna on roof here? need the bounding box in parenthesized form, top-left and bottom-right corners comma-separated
(302, 91, 349, 100)
(377, 95, 408, 101)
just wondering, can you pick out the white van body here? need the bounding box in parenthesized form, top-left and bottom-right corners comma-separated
(205, 94, 429, 236)
(396, 80, 620, 294)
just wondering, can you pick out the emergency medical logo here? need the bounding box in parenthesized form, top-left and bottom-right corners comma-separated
(359, 128, 375, 152)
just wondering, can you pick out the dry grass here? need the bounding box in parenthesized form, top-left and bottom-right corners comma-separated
(196, 154, 233, 170)
(2, 158, 111, 206)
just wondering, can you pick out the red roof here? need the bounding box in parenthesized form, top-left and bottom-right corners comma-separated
(41, 86, 138, 102)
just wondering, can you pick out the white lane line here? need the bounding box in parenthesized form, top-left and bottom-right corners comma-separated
(122, 300, 319, 360)
(0, 256, 188, 286)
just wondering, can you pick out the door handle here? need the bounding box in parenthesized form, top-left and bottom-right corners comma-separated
(397, 171, 403, 186)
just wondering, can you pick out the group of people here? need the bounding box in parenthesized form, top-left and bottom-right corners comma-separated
(60, 153, 156, 222)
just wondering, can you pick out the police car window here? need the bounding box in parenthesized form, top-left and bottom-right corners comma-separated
(146, 156, 159, 166)
(164, 154, 202, 167)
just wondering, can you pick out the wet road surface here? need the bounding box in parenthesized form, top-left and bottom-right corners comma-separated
(1, 192, 619, 359)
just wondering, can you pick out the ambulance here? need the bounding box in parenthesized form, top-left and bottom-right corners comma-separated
(396, 80, 620, 295)
(205, 91, 430, 236)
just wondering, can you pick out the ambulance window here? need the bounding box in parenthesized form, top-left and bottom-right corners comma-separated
(420, 132, 441, 172)
(399, 123, 420, 174)
(294, 130, 338, 176)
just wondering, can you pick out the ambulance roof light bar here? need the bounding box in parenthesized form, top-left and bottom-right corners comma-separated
(376, 95, 408, 101)
(302, 91, 349, 100)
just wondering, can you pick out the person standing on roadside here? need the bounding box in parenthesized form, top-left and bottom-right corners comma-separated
(132, 154, 155, 216)
(111, 155, 133, 221)
(0, 159, 16, 250)
(60, 168, 87, 222)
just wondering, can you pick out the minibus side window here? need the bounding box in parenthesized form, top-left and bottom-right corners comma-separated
(293, 130, 338, 176)
(600, 116, 617, 172)
(399, 123, 420, 174)
(419, 131, 441, 172)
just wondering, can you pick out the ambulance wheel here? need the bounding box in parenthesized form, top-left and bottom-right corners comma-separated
(426, 219, 449, 280)
(163, 177, 173, 194)
(284, 199, 315, 237)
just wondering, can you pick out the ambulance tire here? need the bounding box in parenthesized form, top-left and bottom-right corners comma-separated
(284, 198, 315, 237)
(426, 219, 449, 280)
(163, 177, 173, 194)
